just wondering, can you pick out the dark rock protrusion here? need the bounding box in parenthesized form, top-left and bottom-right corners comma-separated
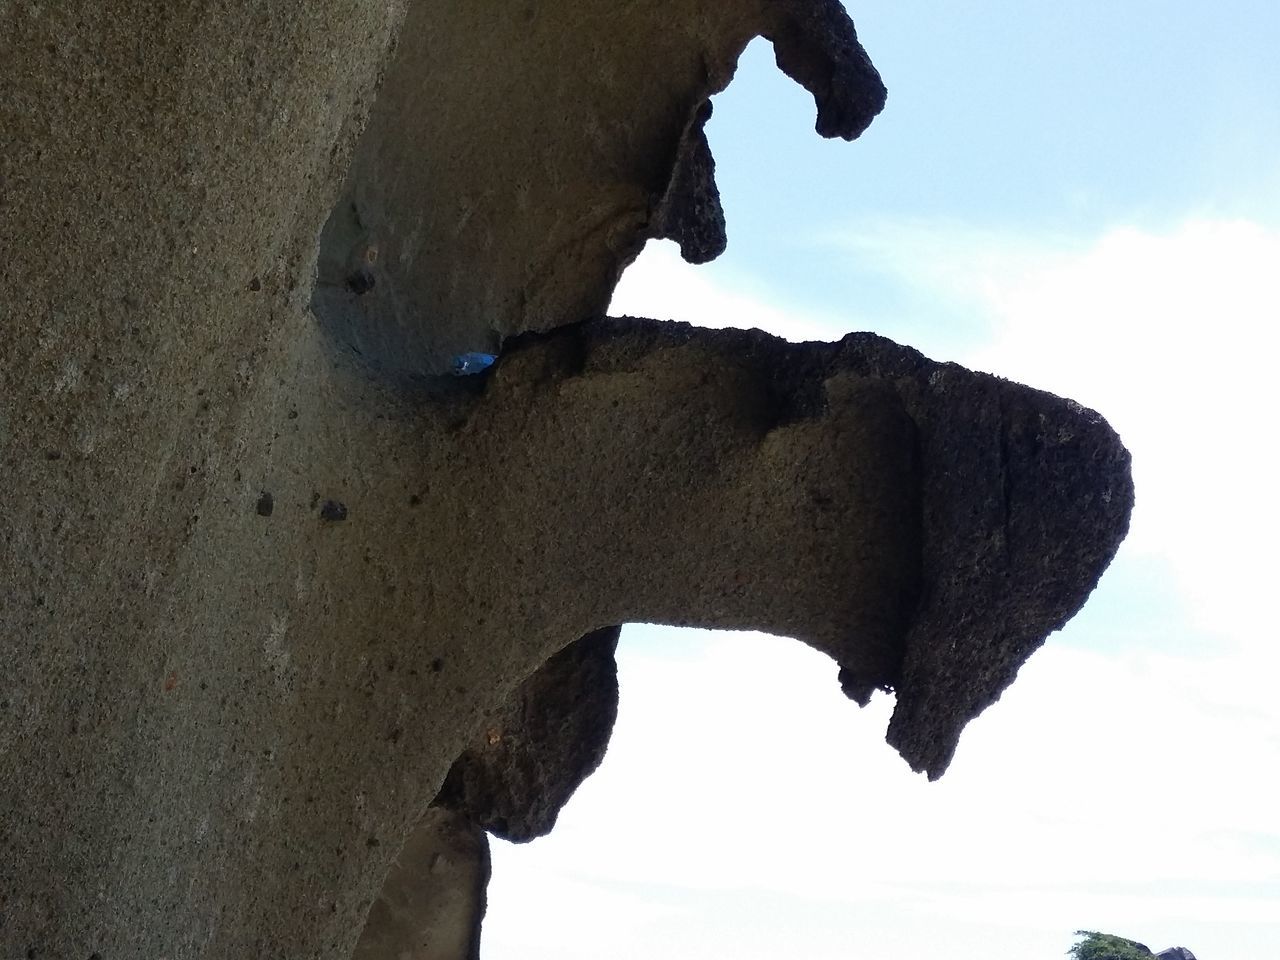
(654, 100, 728, 265)
(766, 0, 888, 140)
(318, 499, 348, 522)
(497, 318, 1132, 781)
(436, 625, 621, 842)
(357, 626, 620, 956)
(880, 360, 1134, 778)
(305, 0, 887, 378)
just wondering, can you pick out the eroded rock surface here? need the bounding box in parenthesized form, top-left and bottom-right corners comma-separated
(436, 625, 621, 844)
(1, 0, 1130, 958)
(351, 806, 490, 960)
(351, 627, 619, 958)
(310, 0, 886, 377)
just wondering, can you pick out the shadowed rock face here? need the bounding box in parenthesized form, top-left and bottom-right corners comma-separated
(310, 0, 885, 377)
(435, 625, 622, 844)
(351, 806, 491, 960)
(1, 1, 1129, 959)
(347, 321, 1131, 955)
(456, 318, 1133, 782)
(352, 627, 619, 958)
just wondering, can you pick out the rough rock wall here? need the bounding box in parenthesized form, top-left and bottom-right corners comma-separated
(311, 0, 885, 376)
(436, 625, 621, 844)
(353, 626, 619, 959)
(0, 1, 1131, 958)
(351, 805, 491, 960)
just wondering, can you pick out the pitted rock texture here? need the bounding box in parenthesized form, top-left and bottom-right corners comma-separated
(0, 306, 1131, 956)
(436, 625, 621, 843)
(369, 321, 1131, 956)
(350, 627, 619, 957)
(484, 319, 1133, 782)
(1, 0, 1130, 958)
(309, 0, 886, 378)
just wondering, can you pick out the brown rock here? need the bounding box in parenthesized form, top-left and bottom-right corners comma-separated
(436, 625, 622, 843)
(351, 806, 490, 960)
(0, 1, 1129, 957)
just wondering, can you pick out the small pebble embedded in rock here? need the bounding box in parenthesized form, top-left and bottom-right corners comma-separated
(319, 500, 348, 522)
(256, 492, 274, 517)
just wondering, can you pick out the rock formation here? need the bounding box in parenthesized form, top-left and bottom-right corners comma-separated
(0, 0, 1132, 957)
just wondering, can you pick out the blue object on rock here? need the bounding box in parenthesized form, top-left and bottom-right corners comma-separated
(450, 352, 497, 376)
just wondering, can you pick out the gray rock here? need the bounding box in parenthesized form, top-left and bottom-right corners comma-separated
(0, 0, 1132, 956)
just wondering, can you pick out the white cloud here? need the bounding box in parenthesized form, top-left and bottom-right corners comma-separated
(610, 240, 841, 342)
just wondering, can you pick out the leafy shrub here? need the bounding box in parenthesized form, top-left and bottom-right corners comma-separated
(1069, 930, 1155, 960)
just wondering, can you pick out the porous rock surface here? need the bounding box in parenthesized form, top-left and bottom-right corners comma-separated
(435, 625, 621, 844)
(311, 0, 885, 377)
(0, 1, 1131, 958)
(353, 627, 619, 959)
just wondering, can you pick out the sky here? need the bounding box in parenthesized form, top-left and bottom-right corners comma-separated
(483, 4, 1280, 958)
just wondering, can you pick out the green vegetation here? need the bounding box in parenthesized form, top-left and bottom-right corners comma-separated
(1069, 931, 1155, 960)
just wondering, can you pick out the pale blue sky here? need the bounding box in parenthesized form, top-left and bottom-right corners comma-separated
(704, 2, 1280, 353)
(484, 5, 1280, 959)
(714, 2, 1280, 235)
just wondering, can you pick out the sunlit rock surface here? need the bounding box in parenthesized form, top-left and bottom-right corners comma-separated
(0, 0, 1130, 957)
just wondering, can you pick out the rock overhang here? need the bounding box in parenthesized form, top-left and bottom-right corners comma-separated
(0, 0, 1133, 956)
